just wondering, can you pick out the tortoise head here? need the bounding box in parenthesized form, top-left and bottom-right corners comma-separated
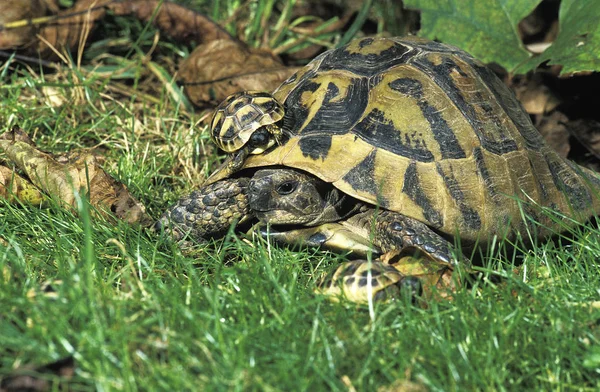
(248, 168, 352, 226)
(210, 91, 285, 155)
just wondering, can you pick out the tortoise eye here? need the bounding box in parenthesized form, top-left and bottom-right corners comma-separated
(277, 181, 297, 195)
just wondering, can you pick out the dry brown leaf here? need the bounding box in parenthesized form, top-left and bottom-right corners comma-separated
(1, 0, 294, 107)
(179, 39, 299, 106)
(0, 0, 48, 50)
(0, 130, 152, 226)
(511, 74, 561, 115)
(509, 74, 570, 157)
(567, 119, 600, 160)
(0, 356, 75, 392)
(33, 0, 109, 57)
(2, 0, 234, 58)
(518, 1, 560, 57)
(0, 166, 46, 205)
(535, 111, 570, 158)
(108, 0, 232, 43)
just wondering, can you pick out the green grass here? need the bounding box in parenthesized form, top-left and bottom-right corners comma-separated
(1, 0, 600, 390)
(2, 202, 600, 390)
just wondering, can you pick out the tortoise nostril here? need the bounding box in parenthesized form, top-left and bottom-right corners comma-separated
(249, 181, 260, 194)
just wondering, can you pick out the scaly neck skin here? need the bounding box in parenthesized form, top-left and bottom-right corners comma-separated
(304, 188, 363, 226)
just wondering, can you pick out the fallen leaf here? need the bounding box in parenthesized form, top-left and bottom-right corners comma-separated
(1, 0, 296, 107)
(1, 0, 234, 59)
(0, 0, 48, 50)
(511, 74, 561, 115)
(108, 0, 232, 43)
(567, 118, 600, 160)
(0, 166, 46, 206)
(0, 356, 75, 392)
(508, 73, 570, 157)
(0, 129, 152, 226)
(179, 39, 298, 106)
(535, 110, 570, 158)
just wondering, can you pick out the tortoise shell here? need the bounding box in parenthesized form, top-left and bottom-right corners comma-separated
(210, 91, 284, 153)
(207, 36, 600, 242)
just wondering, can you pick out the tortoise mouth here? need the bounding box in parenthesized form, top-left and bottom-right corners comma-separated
(253, 209, 315, 225)
(248, 202, 270, 213)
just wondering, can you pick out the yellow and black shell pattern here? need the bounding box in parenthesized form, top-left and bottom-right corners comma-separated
(210, 91, 284, 152)
(208, 36, 600, 243)
(315, 260, 409, 304)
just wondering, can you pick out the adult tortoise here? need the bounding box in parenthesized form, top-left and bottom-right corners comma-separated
(158, 36, 600, 303)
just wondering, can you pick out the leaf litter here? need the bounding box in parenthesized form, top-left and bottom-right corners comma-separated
(0, 128, 151, 225)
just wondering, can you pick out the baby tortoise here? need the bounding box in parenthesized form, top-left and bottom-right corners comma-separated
(210, 91, 284, 172)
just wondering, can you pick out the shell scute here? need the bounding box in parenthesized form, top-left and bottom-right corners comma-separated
(283, 74, 370, 138)
(411, 53, 522, 156)
(318, 38, 414, 76)
(402, 161, 443, 228)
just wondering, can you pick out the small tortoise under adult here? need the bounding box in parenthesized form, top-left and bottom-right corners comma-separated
(157, 36, 600, 302)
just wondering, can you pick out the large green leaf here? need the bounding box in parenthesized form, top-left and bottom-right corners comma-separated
(516, 0, 600, 75)
(403, 0, 542, 71)
(405, 0, 600, 75)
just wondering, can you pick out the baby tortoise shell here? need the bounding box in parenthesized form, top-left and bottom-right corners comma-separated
(210, 91, 284, 171)
(207, 36, 600, 244)
(314, 253, 457, 304)
(314, 260, 422, 304)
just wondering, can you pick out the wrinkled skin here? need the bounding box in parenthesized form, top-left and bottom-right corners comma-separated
(248, 168, 357, 226)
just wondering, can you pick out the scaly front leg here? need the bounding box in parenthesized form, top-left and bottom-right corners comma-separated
(155, 177, 252, 242)
(369, 210, 467, 268)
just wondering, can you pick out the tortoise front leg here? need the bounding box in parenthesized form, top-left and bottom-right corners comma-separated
(368, 211, 468, 268)
(155, 177, 252, 242)
(255, 210, 464, 266)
